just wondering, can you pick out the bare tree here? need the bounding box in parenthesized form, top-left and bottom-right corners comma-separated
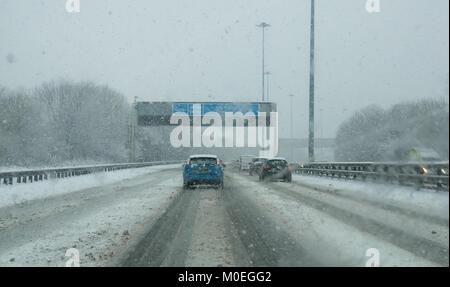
(335, 98, 449, 162)
(1, 80, 130, 167)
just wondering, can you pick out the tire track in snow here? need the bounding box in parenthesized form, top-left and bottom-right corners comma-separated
(224, 174, 322, 266)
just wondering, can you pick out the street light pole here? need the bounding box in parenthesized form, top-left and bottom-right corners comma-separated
(257, 22, 270, 102)
(265, 71, 271, 102)
(308, 0, 315, 162)
(129, 96, 138, 162)
(289, 94, 294, 160)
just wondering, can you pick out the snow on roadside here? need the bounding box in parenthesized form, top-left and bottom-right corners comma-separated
(0, 164, 181, 209)
(0, 176, 181, 267)
(293, 174, 449, 221)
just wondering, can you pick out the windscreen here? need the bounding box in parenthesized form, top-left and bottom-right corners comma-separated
(268, 160, 287, 167)
(0, 0, 447, 271)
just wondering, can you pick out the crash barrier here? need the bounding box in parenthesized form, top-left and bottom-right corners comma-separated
(294, 161, 449, 191)
(0, 161, 182, 187)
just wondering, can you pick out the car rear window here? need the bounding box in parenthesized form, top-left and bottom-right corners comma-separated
(190, 157, 217, 166)
(268, 160, 287, 167)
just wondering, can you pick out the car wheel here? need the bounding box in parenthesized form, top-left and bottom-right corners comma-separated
(214, 181, 223, 190)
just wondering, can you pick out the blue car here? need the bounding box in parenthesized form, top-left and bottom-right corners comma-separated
(183, 154, 224, 189)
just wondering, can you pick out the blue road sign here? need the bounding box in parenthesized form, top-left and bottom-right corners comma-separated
(172, 103, 259, 117)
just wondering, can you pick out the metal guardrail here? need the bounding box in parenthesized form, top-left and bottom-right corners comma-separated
(0, 160, 182, 187)
(294, 161, 449, 190)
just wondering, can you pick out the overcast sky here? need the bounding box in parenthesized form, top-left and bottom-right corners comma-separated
(0, 0, 448, 138)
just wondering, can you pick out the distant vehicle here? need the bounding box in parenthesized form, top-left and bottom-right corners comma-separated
(231, 160, 240, 169)
(395, 147, 442, 162)
(183, 154, 224, 189)
(239, 155, 254, 171)
(407, 148, 441, 162)
(249, 157, 268, 176)
(258, 158, 292, 182)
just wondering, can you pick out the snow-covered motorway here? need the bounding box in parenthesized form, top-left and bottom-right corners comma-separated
(0, 165, 448, 267)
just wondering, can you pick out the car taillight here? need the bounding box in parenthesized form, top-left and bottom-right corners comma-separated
(263, 165, 267, 169)
(186, 161, 190, 166)
(288, 165, 292, 170)
(217, 161, 220, 165)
